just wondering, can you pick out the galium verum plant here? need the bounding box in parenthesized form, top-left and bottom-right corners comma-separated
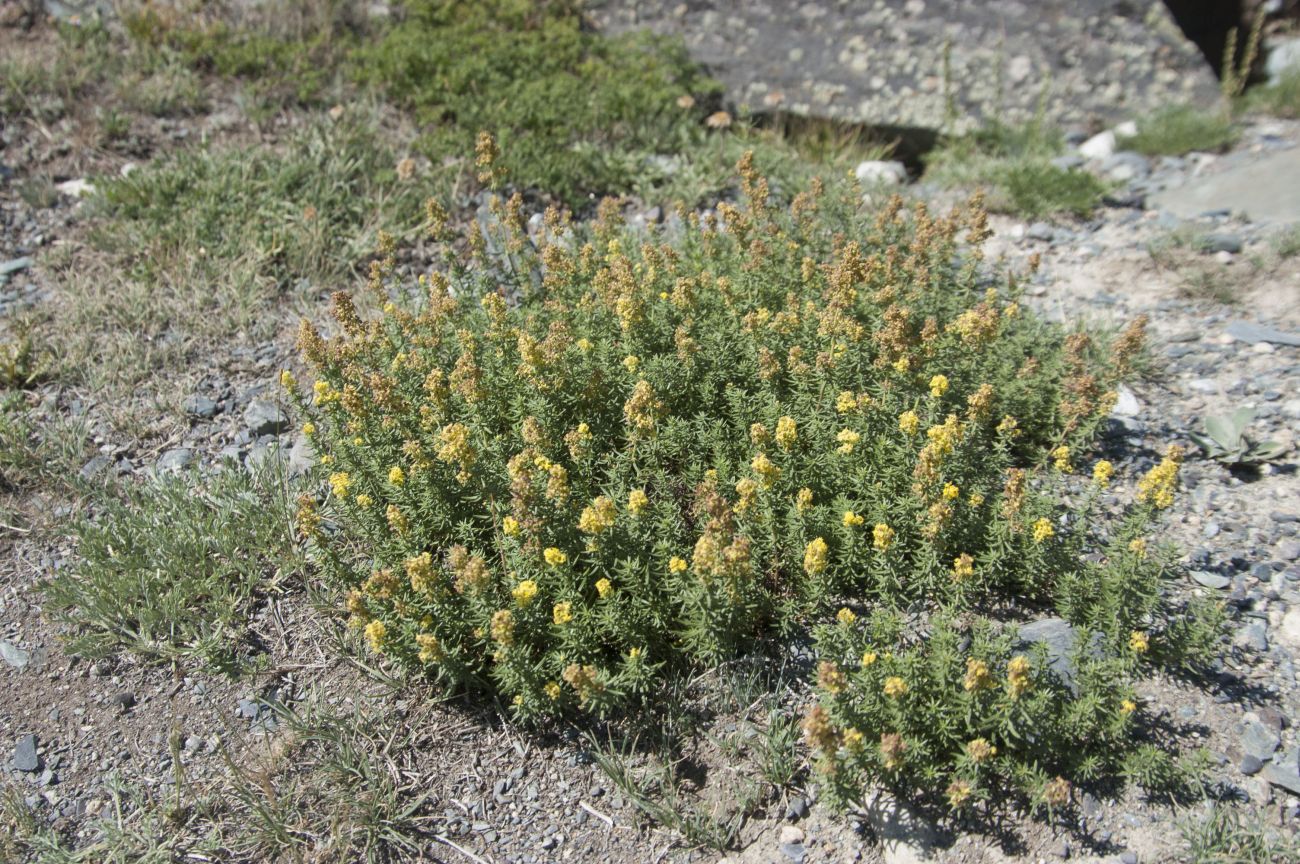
(288, 144, 1218, 808)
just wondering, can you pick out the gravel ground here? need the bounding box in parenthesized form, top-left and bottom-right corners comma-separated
(3, 20, 1300, 864)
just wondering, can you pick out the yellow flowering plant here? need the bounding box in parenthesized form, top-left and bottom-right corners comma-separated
(289, 147, 1220, 814)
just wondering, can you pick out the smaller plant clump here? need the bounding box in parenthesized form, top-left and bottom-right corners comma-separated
(290, 145, 1219, 812)
(1119, 106, 1236, 157)
(1190, 407, 1288, 467)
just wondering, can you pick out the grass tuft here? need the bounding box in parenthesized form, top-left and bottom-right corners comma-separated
(1119, 106, 1236, 156)
(42, 465, 297, 671)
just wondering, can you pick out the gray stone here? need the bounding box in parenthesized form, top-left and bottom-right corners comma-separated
(1224, 321, 1300, 347)
(1191, 571, 1231, 590)
(854, 160, 907, 185)
(1080, 131, 1116, 161)
(1242, 719, 1281, 761)
(79, 454, 112, 480)
(1202, 233, 1243, 254)
(1111, 384, 1141, 417)
(1241, 754, 1265, 776)
(1102, 151, 1150, 182)
(0, 257, 33, 277)
(1265, 36, 1300, 85)
(780, 842, 806, 863)
(785, 796, 809, 820)
(1238, 621, 1269, 653)
(13, 734, 38, 772)
(287, 434, 315, 478)
(1152, 147, 1300, 224)
(1026, 222, 1055, 242)
(183, 394, 220, 419)
(1262, 763, 1300, 796)
(592, 1, 1219, 134)
(1017, 618, 1099, 692)
(155, 448, 194, 474)
(0, 640, 30, 670)
(243, 399, 289, 436)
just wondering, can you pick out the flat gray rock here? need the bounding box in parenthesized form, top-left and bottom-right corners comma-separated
(593, 0, 1220, 133)
(1224, 321, 1300, 347)
(0, 641, 29, 670)
(1151, 148, 1300, 224)
(243, 399, 289, 436)
(13, 734, 38, 772)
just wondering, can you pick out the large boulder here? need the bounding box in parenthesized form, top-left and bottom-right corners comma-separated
(592, 1, 1223, 133)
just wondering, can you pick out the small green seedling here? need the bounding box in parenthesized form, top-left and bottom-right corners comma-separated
(1190, 408, 1288, 465)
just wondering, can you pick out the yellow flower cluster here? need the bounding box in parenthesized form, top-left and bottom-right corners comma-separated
(512, 579, 538, 607)
(963, 658, 994, 692)
(628, 488, 649, 515)
(544, 547, 568, 567)
(842, 510, 864, 527)
(329, 471, 352, 500)
(872, 523, 895, 551)
(1051, 446, 1072, 473)
(929, 374, 949, 398)
(836, 607, 857, 626)
(803, 537, 829, 575)
(796, 488, 814, 512)
(898, 410, 920, 436)
(1136, 445, 1184, 509)
(836, 429, 860, 455)
(1006, 655, 1031, 699)
(752, 452, 781, 487)
(552, 601, 573, 625)
(436, 422, 476, 484)
(1032, 518, 1055, 543)
(775, 415, 798, 450)
(952, 553, 974, 580)
(1092, 460, 1114, 488)
(883, 676, 909, 698)
(578, 496, 617, 534)
(1129, 630, 1149, 654)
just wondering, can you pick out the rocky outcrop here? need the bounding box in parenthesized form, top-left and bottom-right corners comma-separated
(592, 1, 1224, 133)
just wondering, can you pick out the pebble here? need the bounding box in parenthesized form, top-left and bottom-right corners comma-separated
(155, 448, 194, 474)
(243, 399, 289, 436)
(183, 394, 220, 419)
(0, 640, 30, 670)
(13, 734, 39, 772)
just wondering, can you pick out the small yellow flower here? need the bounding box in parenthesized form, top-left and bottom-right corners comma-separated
(946, 780, 972, 809)
(836, 428, 861, 455)
(1093, 460, 1114, 488)
(952, 553, 975, 580)
(552, 601, 573, 625)
(576, 338, 592, 353)
(623, 355, 640, 374)
(775, 416, 798, 450)
(963, 658, 994, 692)
(883, 676, 909, 698)
(1120, 699, 1137, 715)
(280, 369, 296, 390)
(996, 415, 1019, 437)
(302, 422, 316, 437)
(892, 356, 911, 373)
(628, 647, 642, 660)
(803, 537, 829, 575)
(355, 494, 373, 510)
(543, 547, 568, 567)
(595, 578, 613, 599)
(503, 516, 520, 536)
(929, 374, 949, 398)
(628, 488, 649, 516)
(386, 504, 408, 535)
(491, 609, 515, 645)
(842, 510, 864, 527)
(416, 633, 441, 663)
(836, 390, 858, 414)
(966, 738, 997, 763)
(364, 619, 386, 653)
(899, 410, 920, 436)
(319, 454, 334, 465)
(872, 523, 895, 552)
(578, 496, 617, 534)
(836, 607, 857, 626)
(388, 465, 405, 486)
(1129, 630, 1149, 654)
(544, 681, 563, 700)
(842, 727, 864, 750)
(1051, 446, 1072, 473)
(329, 471, 352, 499)
(668, 556, 688, 574)
(1007, 655, 1032, 699)
(1129, 537, 1147, 558)
(1032, 517, 1055, 543)
(942, 482, 960, 500)
(512, 579, 538, 608)
(796, 487, 814, 512)
(968, 492, 985, 507)
(352, 436, 363, 446)
(752, 452, 781, 487)
(861, 651, 877, 667)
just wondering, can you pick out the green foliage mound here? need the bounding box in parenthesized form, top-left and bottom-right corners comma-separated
(353, 0, 720, 205)
(291, 151, 1220, 810)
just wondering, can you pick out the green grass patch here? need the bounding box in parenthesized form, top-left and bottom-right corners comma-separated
(42, 466, 297, 672)
(924, 121, 1108, 219)
(1180, 803, 1300, 864)
(43, 112, 425, 396)
(1118, 106, 1236, 156)
(1240, 67, 1300, 119)
(353, 0, 722, 206)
